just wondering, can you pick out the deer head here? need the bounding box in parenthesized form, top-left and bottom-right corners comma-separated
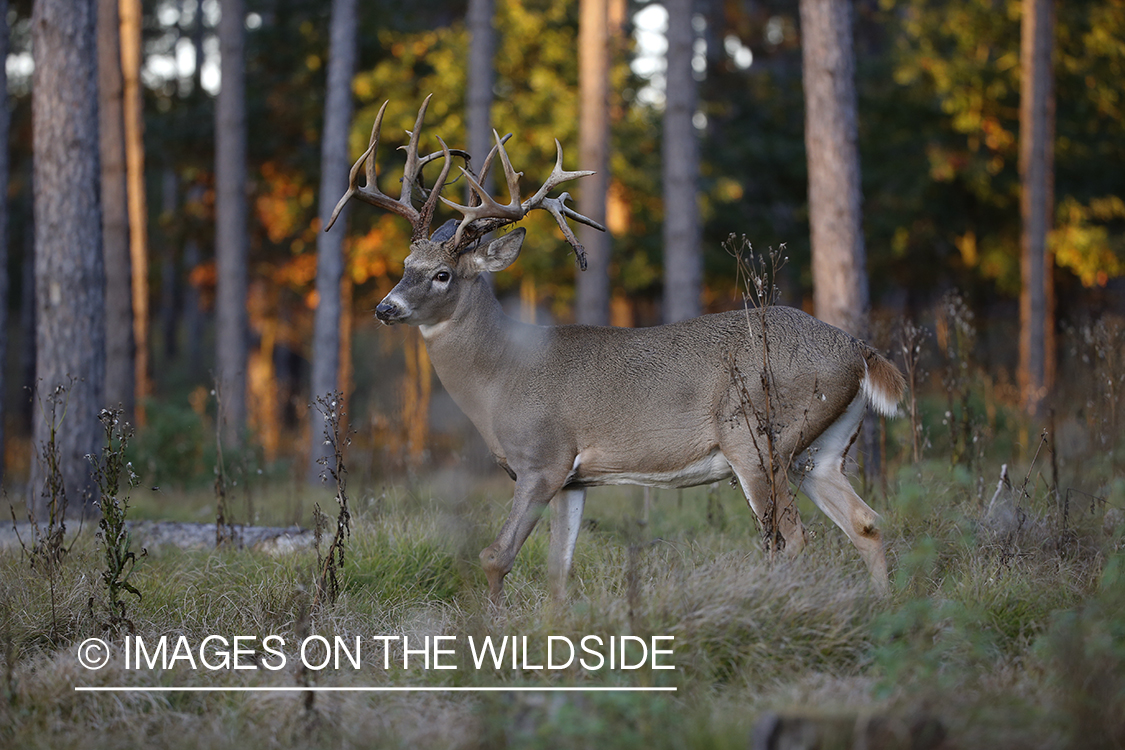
(324, 96, 605, 327)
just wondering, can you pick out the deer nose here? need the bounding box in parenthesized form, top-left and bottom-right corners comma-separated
(375, 299, 405, 323)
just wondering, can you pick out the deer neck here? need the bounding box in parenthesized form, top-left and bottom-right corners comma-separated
(417, 276, 520, 422)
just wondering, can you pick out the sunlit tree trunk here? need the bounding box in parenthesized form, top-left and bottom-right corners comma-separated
(98, 0, 134, 420)
(662, 0, 702, 323)
(215, 0, 249, 448)
(120, 0, 148, 425)
(800, 0, 879, 480)
(576, 0, 611, 326)
(308, 0, 357, 483)
(1018, 0, 1056, 419)
(32, 0, 106, 511)
(466, 0, 494, 195)
(402, 328, 431, 467)
(799, 0, 868, 337)
(0, 0, 9, 488)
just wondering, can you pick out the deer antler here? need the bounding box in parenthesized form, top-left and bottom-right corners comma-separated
(323, 95, 466, 239)
(441, 134, 605, 267)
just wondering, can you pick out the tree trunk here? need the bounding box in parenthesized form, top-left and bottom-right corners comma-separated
(799, 0, 868, 337)
(0, 0, 9, 488)
(215, 0, 249, 448)
(800, 0, 879, 481)
(576, 0, 611, 326)
(1018, 0, 1056, 419)
(662, 0, 702, 323)
(308, 0, 358, 483)
(466, 0, 495, 196)
(98, 0, 134, 420)
(19, 233, 35, 434)
(32, 0, 107, 511)
(120, 0, 149, 425)
(160, 168, 179, 362)
(183, 197, 205, 379)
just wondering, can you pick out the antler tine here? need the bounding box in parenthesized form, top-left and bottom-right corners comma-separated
(473, 132, 515, 207)
(419, 147, 470, 168)
(324, 100, 421, 232)
(441, 167, 525, 247)
(441, 130, 526, 247)
(540, 192, 598, 270)
(492, 130, 524, 215)
(363, 101, 386, 191)
(399, 94, 433, 212)
(414, 136, 454, 241)
(522, 139, 596, 212)
(324, 137, 373, 232)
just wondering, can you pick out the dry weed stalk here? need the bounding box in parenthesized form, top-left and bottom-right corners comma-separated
(897, 318, 929, 464)
(212, 377, 235, 547)
(89, 407, 143, 631)
(935, 290, 981, 468)
(725, 236, 811, 555)
(312, 391, 352, 609)
(1079, 315, 1124, 474)
(9, 381, 81, 636)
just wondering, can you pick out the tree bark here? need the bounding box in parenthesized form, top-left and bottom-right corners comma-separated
(308, 0, 358, 483)
(466, 0, 495, 197)
(576, 0, 611, 326)
(98, 0, 134, 420)
(215, 0, 249, 448)
(662, 0, 702, 323)
(120, 0, 149, 425)
(32, 0, 107, 510)
(1018, 0, 1056, 419)
(0, 0, 9, 487)
(799, 0, 868, 337)
(160, 168, 179, 362)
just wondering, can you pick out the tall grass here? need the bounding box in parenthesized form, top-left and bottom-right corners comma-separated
(1, 462, 1120, 748)
(2, 301, 1124, 747)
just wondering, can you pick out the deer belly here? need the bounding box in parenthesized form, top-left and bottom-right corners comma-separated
(565, 448, 732, 489)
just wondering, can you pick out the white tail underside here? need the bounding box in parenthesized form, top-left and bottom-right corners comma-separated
(861, 363, 900, 418)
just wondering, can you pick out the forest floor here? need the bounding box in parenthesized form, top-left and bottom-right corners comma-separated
(1, 455, 1123, 749)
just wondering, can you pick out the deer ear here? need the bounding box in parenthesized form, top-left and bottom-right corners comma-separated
(474, 228, 525, 272)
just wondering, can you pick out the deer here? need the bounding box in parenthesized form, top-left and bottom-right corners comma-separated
(325, 96, 906, 603)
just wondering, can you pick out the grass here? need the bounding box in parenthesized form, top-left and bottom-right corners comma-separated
(1, 453, 1122, 749)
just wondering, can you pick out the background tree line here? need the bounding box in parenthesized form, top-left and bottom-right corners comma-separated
(1, 0, 1122, 503)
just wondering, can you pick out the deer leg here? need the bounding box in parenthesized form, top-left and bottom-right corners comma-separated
(480, 472, 565, 605)
(799, 468, 888, 592)
(728, 459, 806, 555)
(547, 487, 586, 602)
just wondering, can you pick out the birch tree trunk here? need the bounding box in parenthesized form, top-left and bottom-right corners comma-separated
(215, 0, 249, 448)
(308, 0, 358, 483)
(32, 0, 107, 511)
(1018, 0, 1056, 419)
(662, 0, 702, 323)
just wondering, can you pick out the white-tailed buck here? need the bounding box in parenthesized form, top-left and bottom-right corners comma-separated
(326, 97, 905, 602)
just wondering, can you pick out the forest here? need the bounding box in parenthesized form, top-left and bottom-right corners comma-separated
(1, 0, 1124, 748)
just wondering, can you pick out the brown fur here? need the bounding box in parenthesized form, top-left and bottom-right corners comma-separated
(375, 233, 903, 601)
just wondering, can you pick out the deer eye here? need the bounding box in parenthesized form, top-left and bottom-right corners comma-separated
(433, 270, 451, 284)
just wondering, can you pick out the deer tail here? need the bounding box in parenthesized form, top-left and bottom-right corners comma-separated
(861, 349, 907, 418)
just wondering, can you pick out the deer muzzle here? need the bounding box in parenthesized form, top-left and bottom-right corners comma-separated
(375, 298, 407, 324)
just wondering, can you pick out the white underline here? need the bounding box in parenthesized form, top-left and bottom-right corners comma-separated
(75, 686, 676, 693)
